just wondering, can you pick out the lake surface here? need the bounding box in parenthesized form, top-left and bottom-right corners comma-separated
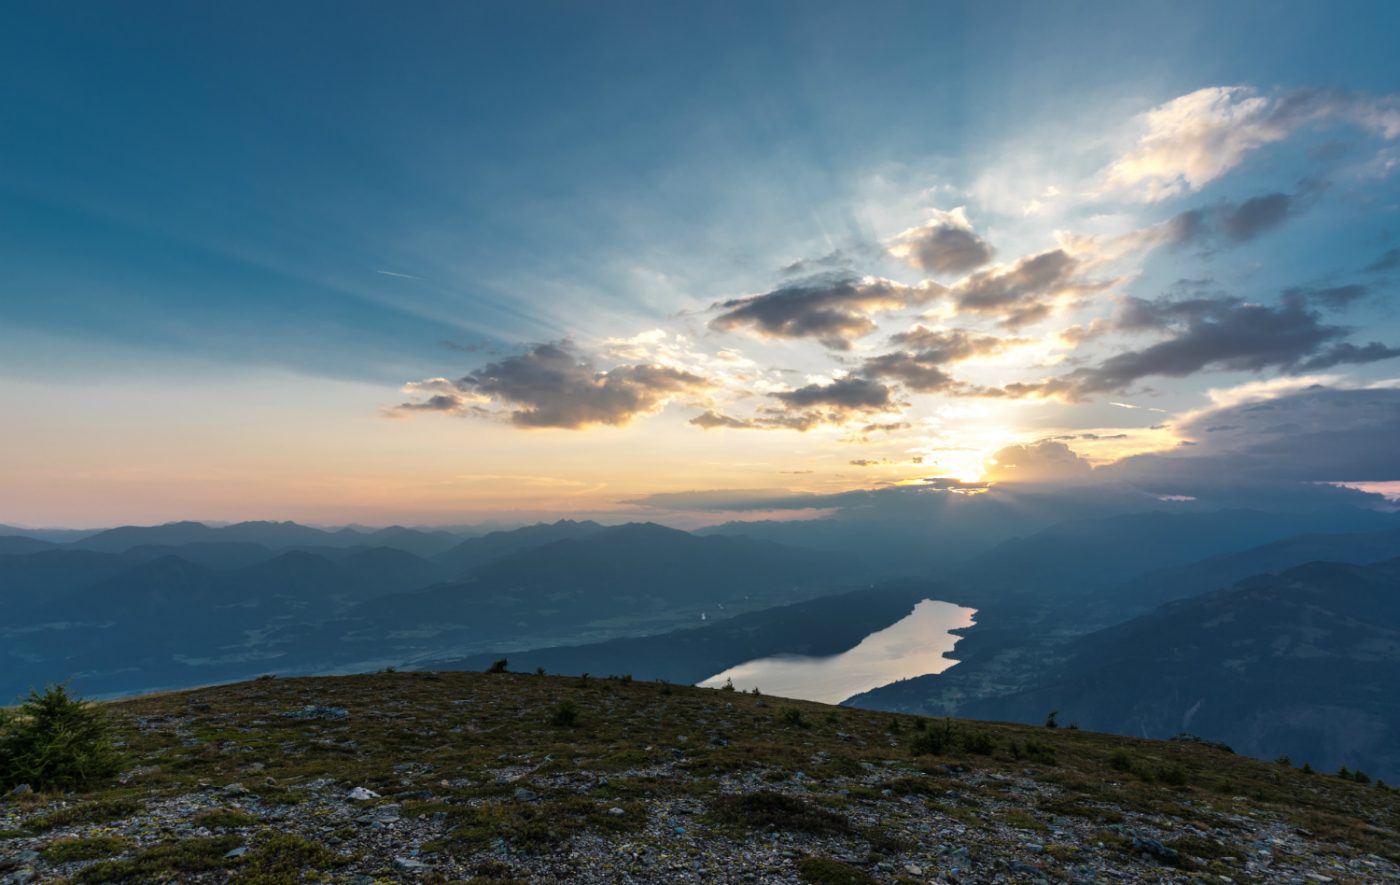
(697, 598, 976, 704)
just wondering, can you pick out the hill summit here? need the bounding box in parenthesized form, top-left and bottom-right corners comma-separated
(2, 672, 1397, 883)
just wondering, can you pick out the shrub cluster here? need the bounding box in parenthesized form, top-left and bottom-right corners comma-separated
(0, 685, 122, 792)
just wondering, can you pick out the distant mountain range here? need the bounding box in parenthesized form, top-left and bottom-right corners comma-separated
(963, 557, 1400, 781)
(0, 519, 862, 700)
(6, 508, 1400, 780)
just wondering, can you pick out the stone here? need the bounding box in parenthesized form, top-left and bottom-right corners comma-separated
(346, 786, 380, 801)
(513, 787, 539, 801)
(283, 705, 350, 721)
(225, 846, 250, 858)
(4, 784, 33, 798)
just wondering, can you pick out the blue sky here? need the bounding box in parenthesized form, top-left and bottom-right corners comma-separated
(3, 2, 1400, 526)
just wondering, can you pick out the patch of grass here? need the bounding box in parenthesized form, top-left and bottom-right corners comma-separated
(74, 835, 242, 883)
(709, 790, 851, 836)
(193, 807, 259, 829)
(27, 797, 141, 831)
(433, 795, 642, 855)
(39, 835, 131, 862)
(231, 833, 348, 884)
(797, 855, 876, 884)
(998, 808, 1049, 833)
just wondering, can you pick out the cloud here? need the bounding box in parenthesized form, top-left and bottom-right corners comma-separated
(1283, 284, 1368, 311)
(1165, 191, 1299, 248)
(397, 341, 710, 429)
(709, 275, 939, 349)
(1005, 295, 1400, 400)
(693, 376, 901, 433)
(1107, 384, 1400, 488)
(689, 410, 755, 429)
(859, 329, 1021, 393)
(772, 376, 896, 411)
(1106, 86, 1400, 200)
(887, 208, 995, 275)
(982, 441, 1094, 484)
(1367, 247, 1400, 272)
(948, 249, 1095, 327)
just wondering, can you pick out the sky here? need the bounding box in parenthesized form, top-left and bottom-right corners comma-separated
(2, 1, 1400, 528)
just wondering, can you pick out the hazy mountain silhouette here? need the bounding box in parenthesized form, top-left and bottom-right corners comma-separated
(432, 519, 604, 576)
(963, 558, 1400, 780)
(0, 535, 55, 556)
(437, 580, 937, 684)
(350, 523, 859, 642)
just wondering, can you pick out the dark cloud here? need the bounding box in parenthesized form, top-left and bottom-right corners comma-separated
(709, 275, 938, 350)
(689, 410, 755, 430)
(859, 352, 957, 393)
(1366, 247, 1400, 273)
(849, 458, 889, 467)
(890, 218, 995, 275)
(859, 328, 1026, 393)
(950, 249, 1088, 326)
(772, 376, 895, 411)
(1164, 187, 1321, 250)
(1107, 386, 1400, 489)
(694, 377, 900, 433)
(983, 441, 1094, 484)
(393, 394, 466, 412)
(1010, 296, 1400, 399)
(1283, 284, 1368, 311)
(1219, 192, 1293, 241)
(398, 342, 710, 429)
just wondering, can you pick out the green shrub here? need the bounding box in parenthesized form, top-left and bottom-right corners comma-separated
(1156, 763, 1188, 786)
(0, 685, 122, 791)
(909, 720, 955, 756)
(960, 730, 996, 755)
(1108, 750, 1134, 772)
(549, 699, 580, 727)
(777, 706, 808, 728)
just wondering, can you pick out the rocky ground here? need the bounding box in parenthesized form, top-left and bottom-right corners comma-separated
(2, 671, 1397, 883)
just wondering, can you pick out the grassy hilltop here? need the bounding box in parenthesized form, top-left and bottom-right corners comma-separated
(2, 671, 1398, 884)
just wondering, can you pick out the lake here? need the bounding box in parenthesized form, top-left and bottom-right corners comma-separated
(696, 598, 976, 704)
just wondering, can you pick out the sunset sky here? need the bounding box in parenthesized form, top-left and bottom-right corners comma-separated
(3, 1, 1400, 527)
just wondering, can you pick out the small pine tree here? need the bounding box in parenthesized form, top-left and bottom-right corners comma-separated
(548, 699, 580, 727)
(1044, 710, 1059, 729)
(0, 685, 123, 791)
(486, 658, 509, 674)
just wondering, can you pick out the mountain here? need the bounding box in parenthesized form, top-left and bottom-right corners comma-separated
(68, 520, 470, 556)
(432, 518, 604, 576)
(0, 535, 54, 555)
(118, 541, 276, 569)
(948, 508, 1400, 604)
(435, 580, 936, 683)
(354, 523, 859, 641)
(0, 549, 130, 621)
(4, 672, 1395, 883)
(351, 526, 464, 558)
(963, 557, 1400, 780)
(846, 513, 1400, 722)
(1085, 526, 1400, 623)
(0, 524, 100, 543)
